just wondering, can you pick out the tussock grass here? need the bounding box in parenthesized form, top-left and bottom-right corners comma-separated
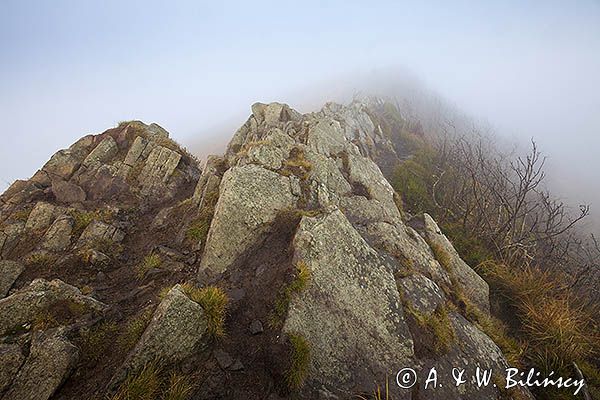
(271, 261, 311, 327)
(286, 333, 311, 390)
(181, 283, 228, 338)
(408, 304, 456, 354)
(280, 147, 312, 180)
(481, 261, 600, 373)
(111, 363, 195, 400)
(111, 362, 161, 400)
(162, 372, 195, 400)
(136, 253, 162, 279)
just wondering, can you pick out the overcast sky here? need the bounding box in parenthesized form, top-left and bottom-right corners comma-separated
(1, 0, 599, 227)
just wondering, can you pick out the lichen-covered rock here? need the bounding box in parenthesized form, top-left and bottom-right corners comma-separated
(0, 343, 25, 394)
(192, 155, 225, 208)
(82, 136, 118, 169)
(0, 260, 24, 298)
(138, 145, 181, 195)
(41, 149, 82, 180)
(24, 202, 61, 232)
(283, 209, 413, 396)
(112, 285, 207, 385)
(365, 221, 451, 286)
(2, 328, 79, 400)
(0, 279, 106, 335)
(200, 164, 298, 274)
(77, 220, 125, 247)
(411, 213, 490, 313)
(40, 215, 73, 251)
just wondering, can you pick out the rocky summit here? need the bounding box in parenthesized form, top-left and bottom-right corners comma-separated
(0, 101, 532, 399)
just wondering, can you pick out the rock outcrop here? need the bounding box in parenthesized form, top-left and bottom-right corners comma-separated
(0, 101, 529, 400)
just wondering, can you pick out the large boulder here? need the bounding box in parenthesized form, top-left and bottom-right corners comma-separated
(138, 145, 182, 195)
(112, 285, 208, 384)
(283, 209, 414, 397)
(0, 260, 24, 299)
(2, 328, 79, 400)
(24, 202, 62, 232)
(0, 279, 106, 335)
(410, 214, 490, 313)
(200, 164, 299, 274)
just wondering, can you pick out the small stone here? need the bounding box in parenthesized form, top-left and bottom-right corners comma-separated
(249, 320, 264, 335)
(213, 349, 233, 370)
(229, 359, 244, 371)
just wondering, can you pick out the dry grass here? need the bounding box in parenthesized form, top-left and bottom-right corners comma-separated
(162, 372, 195, 400)
(286, 333, 311, 390)
(25, 252, 57, 268)
(111, 363, 195, 400)
(181, 284, 229, 338)
(111, 362, 161, 400)
(429, 241, 453, 273)
(481, 261, 600, 373)
(186, 189, 218, 247)
(280, 147, 312, 180)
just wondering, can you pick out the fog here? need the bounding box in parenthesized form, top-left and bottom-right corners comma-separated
(1, 1, 599, 230)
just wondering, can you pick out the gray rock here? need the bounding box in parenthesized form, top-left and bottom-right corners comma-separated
(411, 213, 490, 313)
(77, 220, 125, 246)
(0, 279, 106, 335)
(192, 155, 224, 208)
(2, 328, 79, 400)
(82, 136, 118, 168)
(41, 149, 82, 180)
(138, 145, 181, 195)
(24, 202, 61, 232)
(0, 260, 25, 299)
(213, 349, 233, 369)
(40, 215, 73, 252)
(283, 209, 413, 396)
(0, 343, 25, 393)
(51, 180, 86, 203)
(249, 320, 263, 335)
(123, 136, 153, 167)
(365, 222, 451, 286)
(113, 285, 208, 384)
(200, 164, 298, 274)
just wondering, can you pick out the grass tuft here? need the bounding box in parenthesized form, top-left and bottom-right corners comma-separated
(286, 333, 311, 390)
(271, 261, 311, 327)
(181, 284, 229, 338)
(429, 241, 453, 273)
(111, 362, 161, 400)
(136, 253, 162, 279)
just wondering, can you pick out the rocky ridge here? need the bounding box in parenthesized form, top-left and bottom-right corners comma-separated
(0, 102, 530, 399)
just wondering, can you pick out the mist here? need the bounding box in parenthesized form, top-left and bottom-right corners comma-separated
(1, 0, 599, 230)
